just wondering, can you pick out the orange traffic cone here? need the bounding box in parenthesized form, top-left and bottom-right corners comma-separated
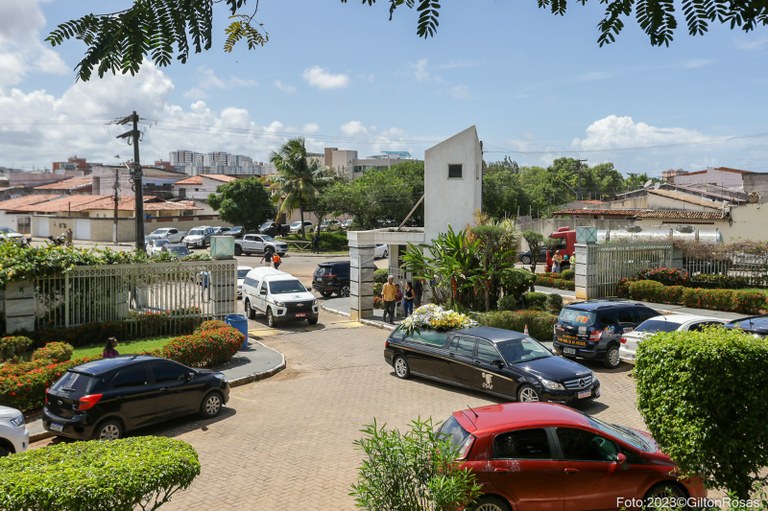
(523, 324, 529, 335)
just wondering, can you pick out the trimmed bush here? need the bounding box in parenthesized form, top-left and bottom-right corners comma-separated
(474, 310, 557, 342)
(626, 280, 767, 314)
(523, 292, 548, 310)
(32, 342, 73, 363)
(689, 273, 751, 289)
(627, 280, 665, 302)
(373, 268, 390, 284)
(0, 357, 95, 413)
(635, 328, 768, 498)
(0, 436, 200, 511)
(546, 293, 563, 313)
(497, 295, 518, 311)
(534, 274, 575, 291)
(636, 267, 688, 286)
(0, 336, 33, 362)
(161, 326, 243, 368)
(195, 319, 229, 332)
(500, 268, 536, 300)
(560, 269, 575, 281)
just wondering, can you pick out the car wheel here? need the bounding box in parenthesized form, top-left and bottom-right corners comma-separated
(320, 291, 332, 298)
(644, 482, 687, 502)
(517, 384, 541, 403)
(244, 299, 256, 320)
(200, 391, 224, 418)
(0, 444, 11, 457)
(472, 496, 511, 511)
(307, 317, 318, 325)
(235, 245, 243, 256)
(267, 308, 277, 328)
(520, 255, 532, 265)
(393, 355, 411, 379)
(93, 419, 124, 441)
(382, 249, 388, 258)
(603, 345, 621, 368)
(339, 285, 350, 297)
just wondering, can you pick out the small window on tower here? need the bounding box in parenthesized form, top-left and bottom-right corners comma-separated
(448, 164, 463, 179)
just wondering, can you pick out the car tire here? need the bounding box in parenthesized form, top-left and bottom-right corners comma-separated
(644, 482, 688, 502)
(382, 249, 388, 258)
(472, 496, 511, 511)
(520, 255, 532, 265)
(393, 355, 411, 379)
(603, 345, 621, 368)
(339, 285, 350, 297)
(517, 384, 541, 403)
(307, 317, 318, 325)
(200, 391, 224, 418)
(235, 245, 243, 256)
(267, 308, 277, 328)
(320, 291, 332, 298)
(245, 299, 256, 320)
(93, 419, 124, 441)
(0, 444, 11, 457)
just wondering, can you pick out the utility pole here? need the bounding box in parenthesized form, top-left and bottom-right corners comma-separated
(116, 112, 145, 252)
(113, 166, 120, 245)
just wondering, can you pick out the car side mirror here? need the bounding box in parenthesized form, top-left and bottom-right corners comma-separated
(186, 372, 194, 381)
(306, 286, 312, 291)
(616, 452, 627, 465)
(492, 359, 505, 369)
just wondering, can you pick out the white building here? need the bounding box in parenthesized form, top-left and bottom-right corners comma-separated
(322, 148, 415, 179)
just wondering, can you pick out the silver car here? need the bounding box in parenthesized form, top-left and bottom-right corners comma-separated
(0, 405, 29, 457)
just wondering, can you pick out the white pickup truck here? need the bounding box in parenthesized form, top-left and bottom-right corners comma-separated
(146, 227, 187, 244)
(234, 234, 288, 256)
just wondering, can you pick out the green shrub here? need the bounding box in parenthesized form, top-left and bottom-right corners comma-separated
(373, 268, 390, 284)
(560, 269, 575, 281)
(627, 281, 767, 314)
(350, 418, 482, 511)
(627, 279, 664, 302)
(32, 342, 74, 363)
(497, 295, 519, 311)
(635, 328, 768, 498)
(0, 336, 33, 362)
(161, 326, 243, 368)
(195, 319, 229, 332)
(689, 273, 751, 289)
(0, 357, 95, 413)
(0, 436, 200, 511)
(31, 316, 201, 347)
(319, 231, 349, 251)
(546, 293, 563, 313)
(636, 267, 689, 286)
(475, 310, 557, 342)
(523, 292, 548, 310)
(499, 268, 536, 300)
(616, 278, 636, 298)
(534, 274, 576, 291)
(373, 282, 383, 297)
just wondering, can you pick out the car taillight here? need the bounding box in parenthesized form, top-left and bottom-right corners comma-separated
(76, 394, 103, 411)
(620, 337, 627, 344)
(588, 330, 602, 342)
(45, 387, 49, 406)
(385, 340, 389, 348)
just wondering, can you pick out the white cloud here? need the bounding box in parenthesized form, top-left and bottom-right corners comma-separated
(273, 79, 296, 93)
(734, 36, 768, 50)
(683, 59, 711, 69)
(575, 71, 612, 82)
(340, 121, 369, 136)
(447, 84, 472, 100)
(183, 66, 258, 98)
(571, 115, 709, 151)
(303, 123, 320, 134)
(409, 59, 431, 81)
(302, 66, 349, 90)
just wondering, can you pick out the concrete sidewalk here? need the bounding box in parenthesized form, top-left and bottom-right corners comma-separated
(26, 336, 285, 442)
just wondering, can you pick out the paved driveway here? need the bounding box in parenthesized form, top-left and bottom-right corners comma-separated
(153, 314, 643, 511)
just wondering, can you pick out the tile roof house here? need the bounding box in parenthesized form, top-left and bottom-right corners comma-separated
(173, 174, 238, 201)
(33, 176, 93, 194)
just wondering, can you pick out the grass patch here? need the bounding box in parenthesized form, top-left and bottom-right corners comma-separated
(71, 337, 174, 360)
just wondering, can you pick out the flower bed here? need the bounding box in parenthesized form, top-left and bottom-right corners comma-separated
(535, 274, 575, 291)
(400, 304, 477, 333)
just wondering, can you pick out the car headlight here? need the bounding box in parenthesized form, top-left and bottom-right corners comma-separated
(540, 378, 565, 391)
(274, 301, 285, 307)
(10, 414, 25, 427)
(312, 299, 318, 306)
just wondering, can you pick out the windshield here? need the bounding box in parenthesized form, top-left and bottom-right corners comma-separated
(558, 308, 597, 326)
(261, 235, 275, 242)
(0, 227, 17, 234)
(168, 246, 189, 255)
(188, 229, 204, 236)
(237, 269, 250, 279)
(438, 416, 474, 459)
(635, 319, 682, 333)
(497, 337, 553, 363)
(585, 414, 652, 452)
(269, 279, 307, 294)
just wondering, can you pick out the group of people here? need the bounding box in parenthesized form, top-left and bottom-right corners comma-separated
(260, 246, 282, 269)
(551, 250, 573, 273)
(380, 276, 424, 324)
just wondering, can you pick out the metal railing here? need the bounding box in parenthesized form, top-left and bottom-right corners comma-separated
(586, 243, 674, 298)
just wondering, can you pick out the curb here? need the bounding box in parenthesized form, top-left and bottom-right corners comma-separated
(320, 303, 396, 331)
(228, 338, 287, 388)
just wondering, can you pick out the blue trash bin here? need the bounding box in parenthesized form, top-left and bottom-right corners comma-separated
(225, 314, 249, 350)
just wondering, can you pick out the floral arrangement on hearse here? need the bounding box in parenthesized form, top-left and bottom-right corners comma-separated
(400, 304, 477, 334)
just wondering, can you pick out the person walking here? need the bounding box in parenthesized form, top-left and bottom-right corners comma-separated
(102, 337, 119, 358)
(413, 278, 423, 308)
(311, 231, 320, 253)
(272, 252, 282, 270)
(381, 275, 397, 324)
(65, 227, 73, 247)
(552, 250, 564, 273)
(261, 246, 274, 266)
(403, 281, 415, 317)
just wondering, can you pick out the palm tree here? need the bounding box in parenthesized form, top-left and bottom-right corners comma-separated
(269, 138, 330, 238)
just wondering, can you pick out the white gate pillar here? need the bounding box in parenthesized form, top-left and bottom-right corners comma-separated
(348, 231, 376, 321)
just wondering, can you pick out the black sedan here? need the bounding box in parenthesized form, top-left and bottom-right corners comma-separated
(724, 314, 768, 337)
(384, 326, 600, 404)
(43, 355, 230, 440)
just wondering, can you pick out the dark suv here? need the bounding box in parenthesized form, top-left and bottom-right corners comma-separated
(43, 355, 230, 440)
(313, 261, 351, 297)
(553, 299, 659, 368)
(724, 315, 768, 337)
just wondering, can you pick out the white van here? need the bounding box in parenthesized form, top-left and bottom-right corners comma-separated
(242, 267, 319, 327)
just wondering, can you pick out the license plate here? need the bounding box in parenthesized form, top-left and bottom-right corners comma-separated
(295, 312, 306, 318)
(49, 422, 64, 432)
(578, 390, 592, 399)
(563, 347, 576, 355)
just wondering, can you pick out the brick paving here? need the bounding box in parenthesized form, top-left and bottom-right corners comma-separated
(155, 316, 644, 511)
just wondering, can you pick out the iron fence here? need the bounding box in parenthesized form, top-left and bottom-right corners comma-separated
(586, 243, 674, 298)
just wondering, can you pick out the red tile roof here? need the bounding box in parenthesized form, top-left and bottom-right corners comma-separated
(34, 176, 93, 190)
(23, 195, 107, 213)
(553, 208, 726, 220)
(174, 174, 237, 186)
(648, 189, 725, 209)
(0, 194, 61, 212)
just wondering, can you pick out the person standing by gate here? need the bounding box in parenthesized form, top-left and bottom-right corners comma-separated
(381, 275, 397, 324)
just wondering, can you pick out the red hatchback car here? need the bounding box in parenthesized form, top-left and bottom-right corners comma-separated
(439, 403, 706, 511)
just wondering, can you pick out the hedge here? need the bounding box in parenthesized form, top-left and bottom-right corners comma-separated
(0, 336, 34, 362)
(635, 328, 768, 498)
(373, 269, 389, 284)
(0, 436, 200, 511)
(625, 279, 767, 314)
(535, 274, 575, 291)
(523, 292, 548, 310)
(0, 325, 244, 413)
(473, 310, 558, 342)
(32, 342, 73, 363)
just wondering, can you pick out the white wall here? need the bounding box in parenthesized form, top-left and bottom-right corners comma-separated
(423, 126, 483, 244)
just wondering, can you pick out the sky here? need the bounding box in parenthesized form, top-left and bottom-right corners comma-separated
(1, 0, 767, 176)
